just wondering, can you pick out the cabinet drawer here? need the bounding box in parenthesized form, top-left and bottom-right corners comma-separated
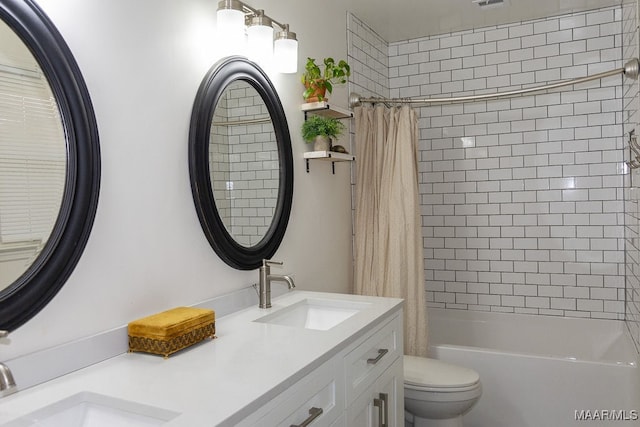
(343, 314, 402, 404)
(237, 356, 344, 427)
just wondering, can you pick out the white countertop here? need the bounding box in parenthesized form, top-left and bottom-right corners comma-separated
(0, 291, 403, 426)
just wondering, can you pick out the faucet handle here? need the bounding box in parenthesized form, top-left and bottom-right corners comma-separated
(263, 259, 283, 268)
(0, 331, 8, 338)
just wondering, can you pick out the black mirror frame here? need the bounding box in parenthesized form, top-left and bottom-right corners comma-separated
(0, 0, 100, 331)
(189, 56, 293, 270)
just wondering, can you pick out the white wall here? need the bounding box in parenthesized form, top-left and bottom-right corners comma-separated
(4, 0, 355, 360)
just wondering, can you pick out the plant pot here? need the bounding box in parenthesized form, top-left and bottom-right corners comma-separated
(313, 136, 332, 151)
(304, 80, 327, 103)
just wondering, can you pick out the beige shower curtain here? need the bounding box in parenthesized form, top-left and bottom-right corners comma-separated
(354, 104, 428, 357)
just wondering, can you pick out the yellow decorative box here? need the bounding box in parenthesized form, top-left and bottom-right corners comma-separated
(128, 307, 215, 358)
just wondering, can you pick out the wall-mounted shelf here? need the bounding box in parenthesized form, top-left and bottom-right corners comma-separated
(302, 102, 354, 174)
(303, 151, 355, 174)
(301, 101, 353, 120)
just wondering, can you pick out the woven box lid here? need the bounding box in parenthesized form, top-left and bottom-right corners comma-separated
(128, 307, 215, 340)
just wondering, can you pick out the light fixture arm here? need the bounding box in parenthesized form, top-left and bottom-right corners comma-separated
(237, 2, 289, 32)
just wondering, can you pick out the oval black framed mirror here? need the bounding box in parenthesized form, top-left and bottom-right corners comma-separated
(0, 0, 100, 331)
(189, 56, 293, 270)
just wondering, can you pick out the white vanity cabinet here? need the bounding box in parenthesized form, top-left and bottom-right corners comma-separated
(237, 310, 403, 427)
(0, 291, 404, 427)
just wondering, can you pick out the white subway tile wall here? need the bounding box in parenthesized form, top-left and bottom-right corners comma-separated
(347, 13, 390, 100)
(210, 105, 232, 223)
(623, 0, 640, 352)
(349, 7, 629, 320)
(209, 81, 279, 247)
(346, 13, 390, 250)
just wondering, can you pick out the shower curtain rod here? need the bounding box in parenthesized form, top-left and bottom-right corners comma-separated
(212, 116, 271, 126)
(350, 58, 640, 108)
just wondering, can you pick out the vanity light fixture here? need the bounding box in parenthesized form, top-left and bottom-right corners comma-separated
(216, 0, 246, 56)
(274, 25, 298, 74)
(246, 10, 273, 67)
(216, 0, 298, 73)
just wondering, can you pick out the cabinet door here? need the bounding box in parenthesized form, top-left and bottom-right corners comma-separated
(346, 358, 403, 427)
(236, 356, 344, 427)
(346, 384, 375, 426)
(330, 413, 347, 427)
(373, 359, 403, 427)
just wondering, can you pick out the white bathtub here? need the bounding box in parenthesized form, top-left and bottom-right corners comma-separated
(427, 308, 640, 427)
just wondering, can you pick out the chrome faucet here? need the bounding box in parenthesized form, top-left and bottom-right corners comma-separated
(0, 331, 16, 393)
(258, 260, 295, 308)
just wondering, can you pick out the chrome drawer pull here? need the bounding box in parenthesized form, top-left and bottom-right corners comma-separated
(291, 406, 323, 427)
(367, 348, 389, 364)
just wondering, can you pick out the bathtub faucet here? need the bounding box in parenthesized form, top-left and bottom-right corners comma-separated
(0, 331, 16, 395)
(258, 259, 295, 309)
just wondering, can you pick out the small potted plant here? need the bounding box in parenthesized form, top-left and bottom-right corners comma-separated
(301, 57, 351, 102)
(301, 115, 345, 151)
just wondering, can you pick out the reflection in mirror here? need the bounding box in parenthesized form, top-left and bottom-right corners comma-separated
(0, 20, 66, 291)
(0, 0, 100, 331)
(210, 81, 279, 247)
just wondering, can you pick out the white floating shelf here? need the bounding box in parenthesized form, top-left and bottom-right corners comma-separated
(301, 101, 353, 119)
(303, 151, 355, 174)
(303, 151, 355, 161)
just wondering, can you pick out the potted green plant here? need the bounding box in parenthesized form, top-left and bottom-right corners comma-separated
(301, 57, 351, 102)
(301, 115, 345, 151)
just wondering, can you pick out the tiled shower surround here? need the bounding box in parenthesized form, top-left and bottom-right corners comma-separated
(348, 7, 633, 321)
(346, 13, 390, 101)
(623, 0, 640, 352)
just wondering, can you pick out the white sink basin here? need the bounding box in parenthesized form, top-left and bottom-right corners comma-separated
(3, 392, 179, 427)
(254, 298, 371, 330)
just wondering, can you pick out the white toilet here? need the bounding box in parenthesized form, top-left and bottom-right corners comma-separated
(403, 355, 482, 427)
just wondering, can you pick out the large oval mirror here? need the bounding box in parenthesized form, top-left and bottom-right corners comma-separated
(0, 0, 100, 331)
(189, 56, 293, 270)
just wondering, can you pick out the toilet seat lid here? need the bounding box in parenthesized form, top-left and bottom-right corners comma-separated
(404, 355, 480, 388)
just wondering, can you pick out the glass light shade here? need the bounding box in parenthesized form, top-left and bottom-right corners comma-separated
(247, 23, 273, 67)
(216, 7, 245, 56)
(274, 37, 298, 73)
